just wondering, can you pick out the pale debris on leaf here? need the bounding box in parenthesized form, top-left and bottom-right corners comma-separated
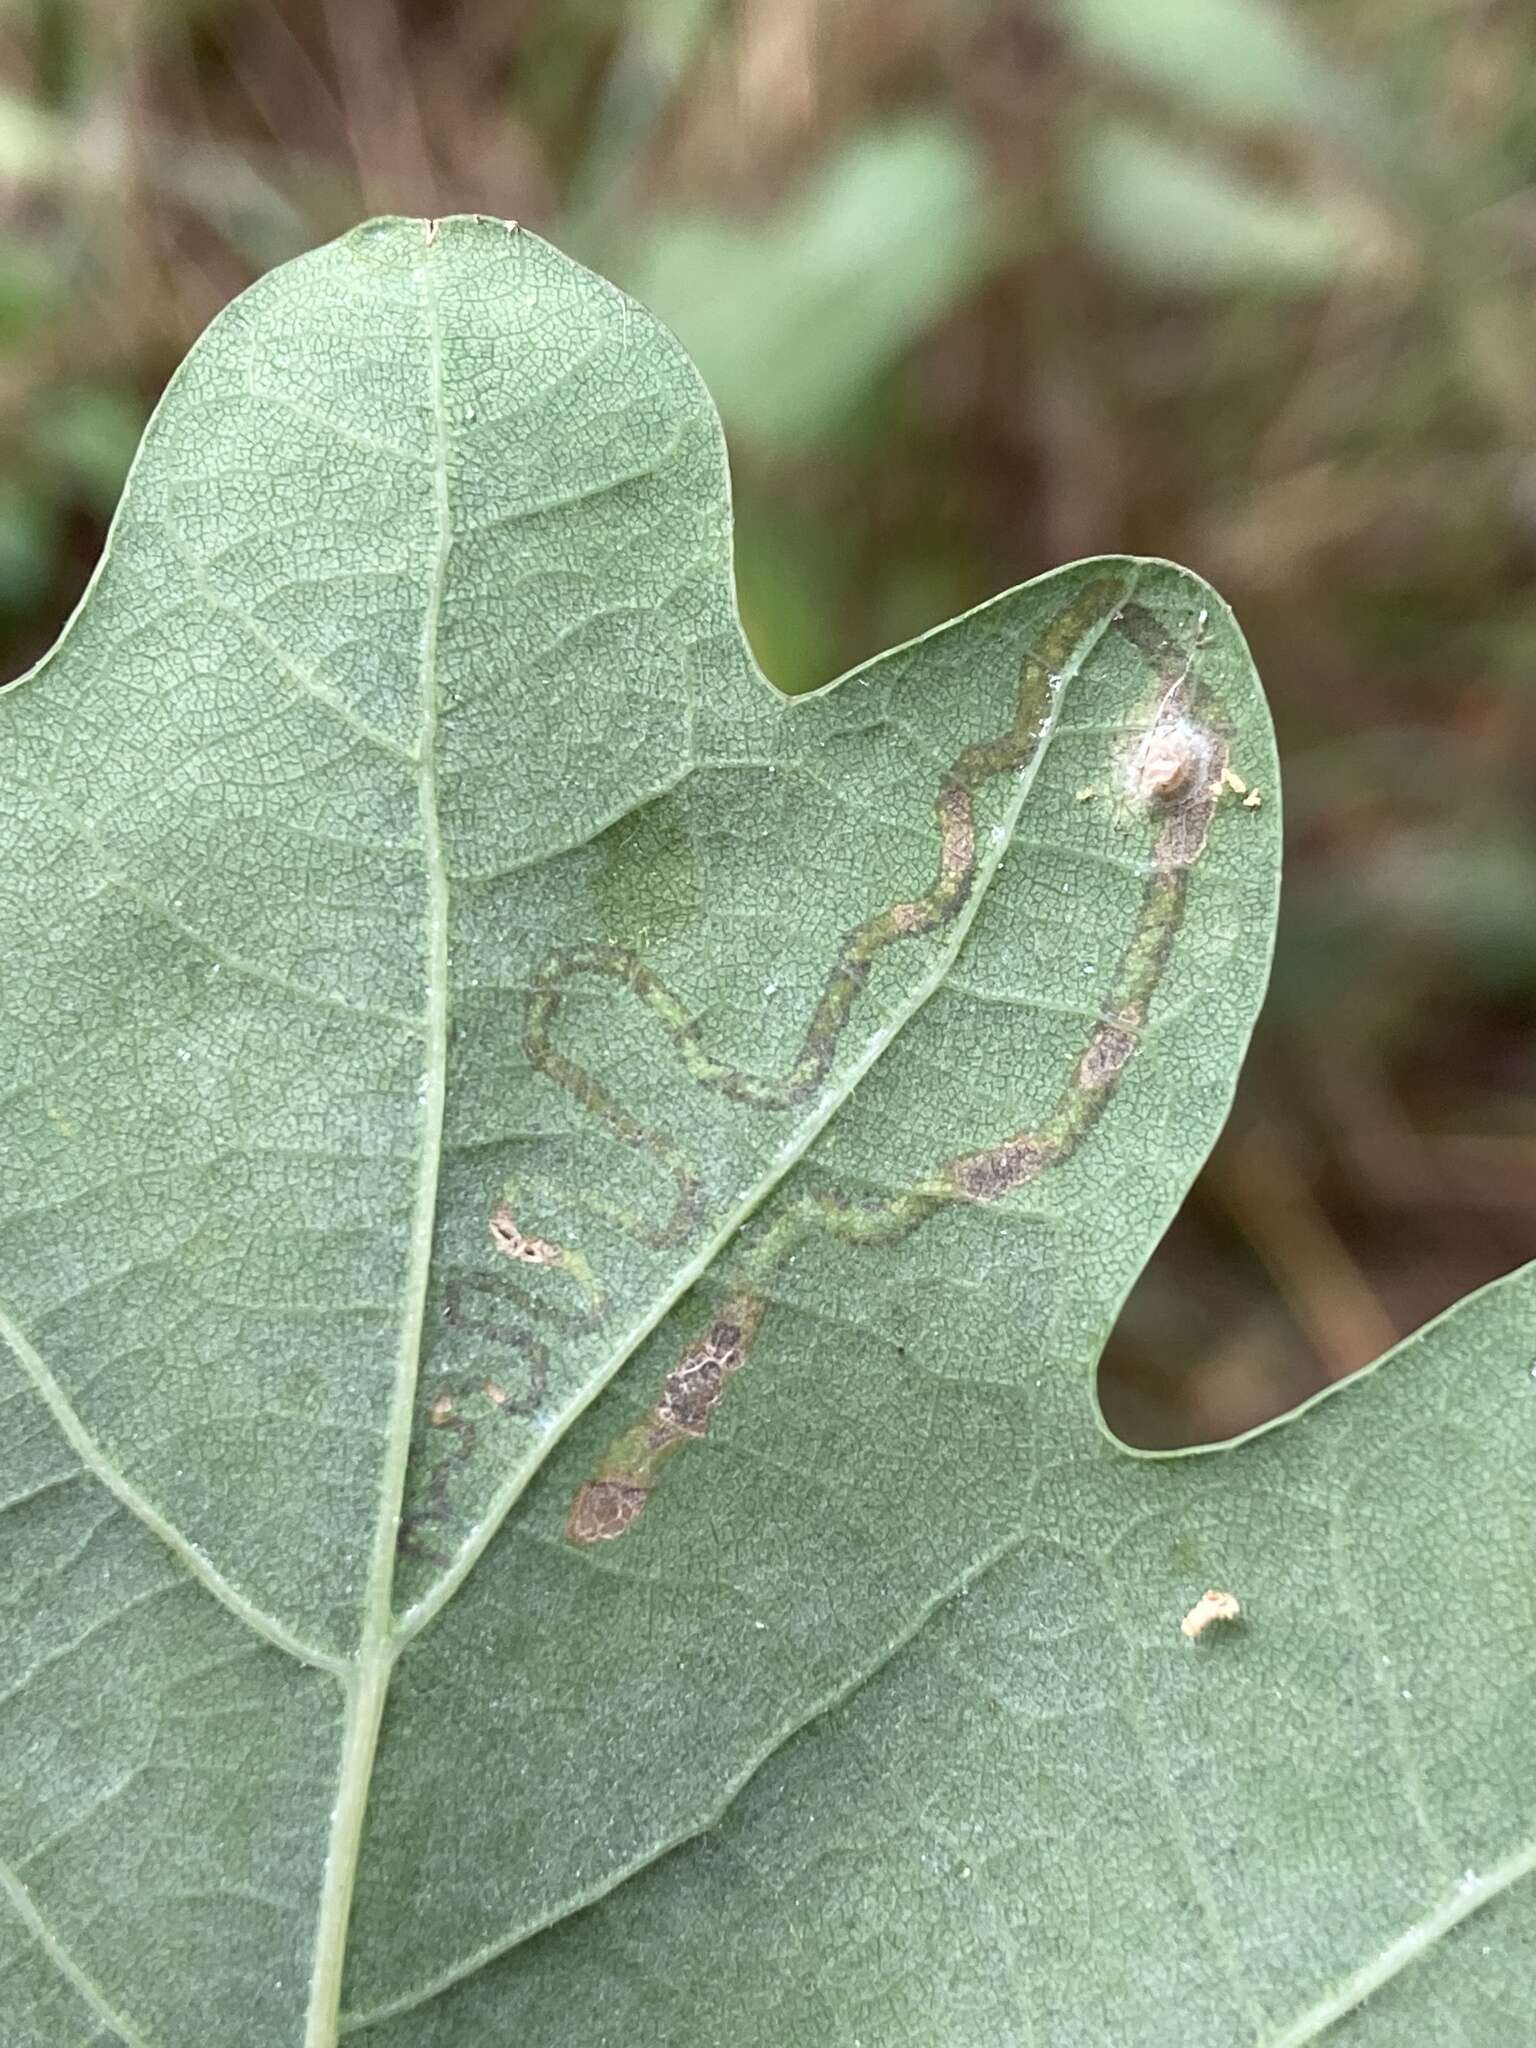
(1243, 789, 1263, 810)
(1180, 1588, 1242, 1640)
(489, 1204, 563, 1265)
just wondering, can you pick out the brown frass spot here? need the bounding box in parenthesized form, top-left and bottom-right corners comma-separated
(566, 1478, 651, 1545)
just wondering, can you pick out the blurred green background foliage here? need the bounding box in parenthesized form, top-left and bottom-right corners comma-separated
(3, 0, 1533, 1444)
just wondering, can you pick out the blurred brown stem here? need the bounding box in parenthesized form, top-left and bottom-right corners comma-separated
(321, 0, 435, 218)
(1210, 1117, 1399, 1381)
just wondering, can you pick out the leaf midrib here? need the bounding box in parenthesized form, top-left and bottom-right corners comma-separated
(300, 240, 456, 2048)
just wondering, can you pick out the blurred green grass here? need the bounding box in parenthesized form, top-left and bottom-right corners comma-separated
(3, 0, 1532, 1443)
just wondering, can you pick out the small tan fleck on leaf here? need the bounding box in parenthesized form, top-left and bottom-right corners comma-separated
(1181, 1589, 1242, 1640)
(1075, 785, 1097, 803)
(567, 1478, 649, 1545)
(1222, 766, 1249, 795)
(1127, 712, 1215, 808)
(1243, 789, 1263, 810)
(428, 1393, 455, 1427)
(483, 1381, 508, 1408)
(489, 1204, 563, 1265)
(1137, 731, 1198, 800)
(1075, 1021, 1137, 1091)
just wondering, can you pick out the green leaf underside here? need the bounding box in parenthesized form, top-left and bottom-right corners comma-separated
(352, 1259, 1536, 2048)
(0, 216, 1521, 2046)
